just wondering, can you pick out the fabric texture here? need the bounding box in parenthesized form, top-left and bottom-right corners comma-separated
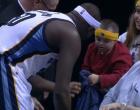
(75, 70, 102, 110)
(100, 61, 140, 107)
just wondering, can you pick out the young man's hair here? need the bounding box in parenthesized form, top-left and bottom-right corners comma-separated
(100, 19, 119, 33)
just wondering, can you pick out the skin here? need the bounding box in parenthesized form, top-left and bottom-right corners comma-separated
(100, 103, 122, 110)
(44, 20, 81, 110)
(28, 75, 81, 97)
(42, 0, 59, 11)
(19, 0, 59, 11)
(100, 103, 140, 110)
(32, 97, 45, 110)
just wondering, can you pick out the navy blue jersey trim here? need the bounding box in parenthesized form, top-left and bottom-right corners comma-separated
(4, 22, 45, 56)
(11, 51, 50, 66)
(5, 18, 74, 66)
(0, 56, 5, 110)
(5, 57, 19, 110)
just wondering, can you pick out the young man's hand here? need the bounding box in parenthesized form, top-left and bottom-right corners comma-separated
(88, 74, 99, 85)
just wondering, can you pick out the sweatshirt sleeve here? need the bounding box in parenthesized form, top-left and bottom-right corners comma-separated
(99, 43, 132, 89)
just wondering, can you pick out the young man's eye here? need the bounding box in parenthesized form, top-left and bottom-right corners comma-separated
(96, 37, 101, 42)
(104, 39, 110, 43)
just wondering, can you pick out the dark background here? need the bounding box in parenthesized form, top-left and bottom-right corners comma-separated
(57, 0, 135, 34)
(0, 0, 135, 33)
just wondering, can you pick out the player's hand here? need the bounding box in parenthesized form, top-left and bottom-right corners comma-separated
(69, 81, 81, 97)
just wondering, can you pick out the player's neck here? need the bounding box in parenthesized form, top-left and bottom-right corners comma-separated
(18, 0, 32, 12)
(68, 11, 89, 38)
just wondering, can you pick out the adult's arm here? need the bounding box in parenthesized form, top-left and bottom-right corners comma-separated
(28, 75, 81, 96)
(45, 21, 81, 110)
(28, 75, 55, 92)
(54, 25, 81, 110)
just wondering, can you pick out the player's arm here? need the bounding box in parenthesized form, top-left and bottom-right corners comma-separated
(28, 75, 55, 92)
(55, 27, 81, 110)
(45, 21, 81, 110)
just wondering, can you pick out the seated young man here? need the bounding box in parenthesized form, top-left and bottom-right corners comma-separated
(76, 19, 132, 110)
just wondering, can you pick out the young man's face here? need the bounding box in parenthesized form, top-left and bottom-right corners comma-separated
(95, 35, 116, 55)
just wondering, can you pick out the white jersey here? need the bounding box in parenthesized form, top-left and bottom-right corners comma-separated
(0, 10, 74, 54)
(0, 10, 75, 110)
(0, 10, 75, 80)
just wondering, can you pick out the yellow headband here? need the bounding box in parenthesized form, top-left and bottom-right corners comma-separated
(95, 28, 119, 41)
(136, 0, 140, 6)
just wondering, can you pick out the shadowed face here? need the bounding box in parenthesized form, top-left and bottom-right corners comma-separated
(41, 0, 59, 11)
(32, 0, 59, 11)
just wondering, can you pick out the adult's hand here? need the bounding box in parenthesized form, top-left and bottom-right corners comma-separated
(100, 103, 123, 110)
(69, 81, 81, 97)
